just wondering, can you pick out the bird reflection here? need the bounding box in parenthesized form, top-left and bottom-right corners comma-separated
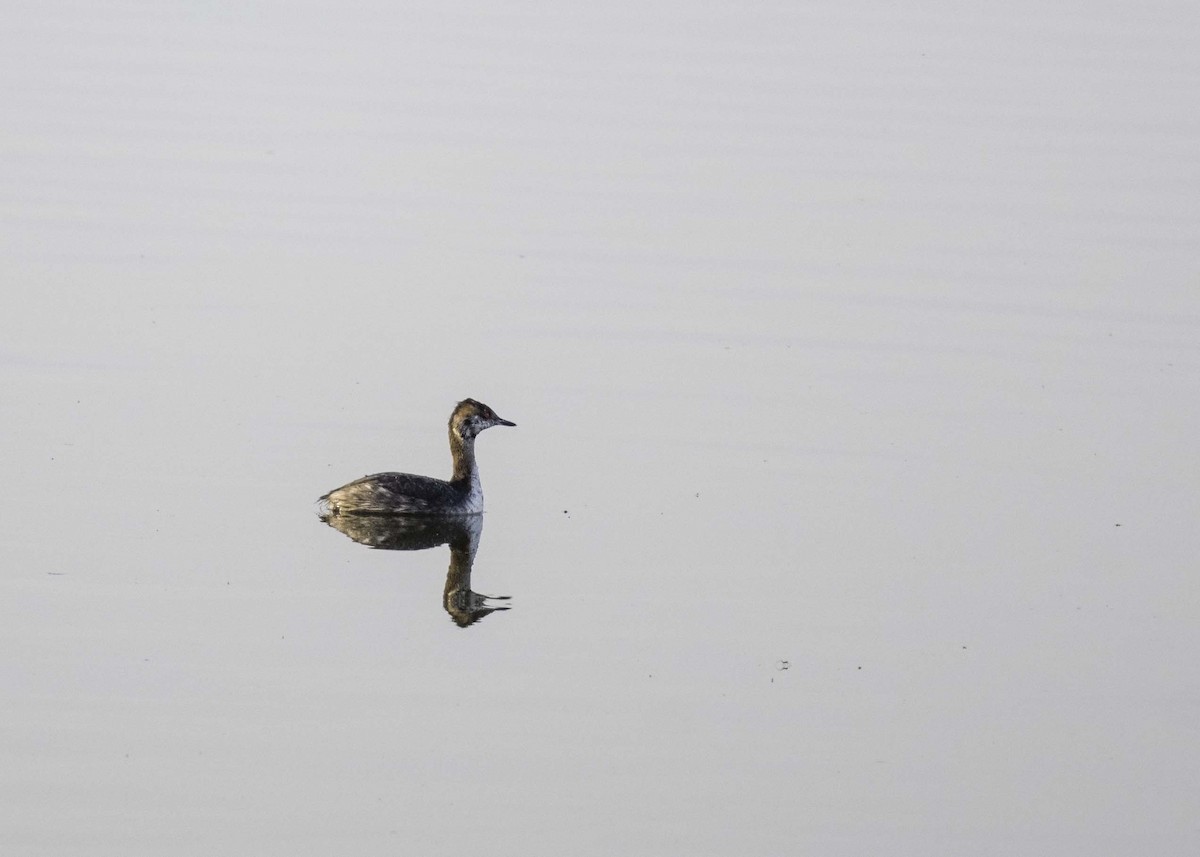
(320, 513, 510, 628)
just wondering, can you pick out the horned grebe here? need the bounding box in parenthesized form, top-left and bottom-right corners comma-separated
(319, 398, 515, 516)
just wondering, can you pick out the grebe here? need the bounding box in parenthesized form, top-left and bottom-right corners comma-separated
(319, 398, 515, 516)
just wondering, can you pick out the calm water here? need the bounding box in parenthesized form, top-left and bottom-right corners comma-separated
(3, 3, 1198, 855)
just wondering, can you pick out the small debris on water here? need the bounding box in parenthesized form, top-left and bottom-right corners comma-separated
(776, 660, 790, 671)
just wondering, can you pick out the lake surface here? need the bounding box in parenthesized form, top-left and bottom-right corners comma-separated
(2, 3, 1198, 854)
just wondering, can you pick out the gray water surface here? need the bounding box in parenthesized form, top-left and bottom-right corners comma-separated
(2, 3, 1198, 855)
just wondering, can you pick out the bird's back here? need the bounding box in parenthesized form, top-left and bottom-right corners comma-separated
(320, 471, 468, 515)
